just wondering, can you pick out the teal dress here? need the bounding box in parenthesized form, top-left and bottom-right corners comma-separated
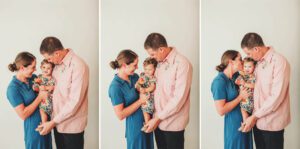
(7, 75, 52, 149)
(109, 73, 154, 149)
(211, 72, 253, 149)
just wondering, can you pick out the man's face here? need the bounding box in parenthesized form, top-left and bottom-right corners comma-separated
(42, 51, 61, 65)
(146, 48, 165, 62)
(242, 47, 261, 61)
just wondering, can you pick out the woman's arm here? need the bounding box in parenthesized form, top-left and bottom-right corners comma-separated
(214, 88, 248, 116)
(14, 91, 48, 120)
(113, 93, 149, 120)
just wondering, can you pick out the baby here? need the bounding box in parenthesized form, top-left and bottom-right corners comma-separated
(33, 59, 55, 130)
(235, 57, 256, 131)
(135, 57, 158, 131)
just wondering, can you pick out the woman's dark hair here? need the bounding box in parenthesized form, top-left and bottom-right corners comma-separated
(8, 52, 36, 72)
(40, 36, 64, 55)
(143, 57, 158, 68)
(41, 59, 55, 68)
(241, 32, 265, 49)
(243, 57, 257, 65)
(110, 49, 138, 69)
(216, 50, 239, 72)
(144, 32, 168, 50)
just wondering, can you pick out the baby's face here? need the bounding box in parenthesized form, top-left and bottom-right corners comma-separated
(41, 63, 53, 76)
(144, 64, 155, 76)
(243, 62, 255, 74)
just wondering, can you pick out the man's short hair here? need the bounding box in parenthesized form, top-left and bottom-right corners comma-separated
(241, 32, 265, 49)
(144, 33, 168, 50)
(40, 36, 64, 55)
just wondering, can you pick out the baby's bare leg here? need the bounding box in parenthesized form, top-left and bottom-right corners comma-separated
(40, 109, 48, 123)
(241, 108, 249, 122)
(143, 112, 151, 123)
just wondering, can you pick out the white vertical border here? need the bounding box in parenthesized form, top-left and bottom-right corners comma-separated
(99, 0, 101, 148)
(199, 0, 202, 148)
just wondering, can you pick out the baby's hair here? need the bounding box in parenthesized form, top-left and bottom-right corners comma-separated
(41, 59, 55, 68)
(143, 57, 158, 68)
(243, 57, 257, 65)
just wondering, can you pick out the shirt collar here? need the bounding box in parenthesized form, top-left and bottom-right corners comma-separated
(114, 74, 135, 85)
(162, 47, 177, 64)
(260, 46, 274, 62)
(61, 49, 73, 67)
(12, 75, 34, 86)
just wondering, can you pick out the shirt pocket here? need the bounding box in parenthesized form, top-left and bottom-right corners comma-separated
(163, 67, 176, 94)
(58, 72, 72, 98)
(260, 66, 273, 94)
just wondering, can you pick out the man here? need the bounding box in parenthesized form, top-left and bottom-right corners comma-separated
(38, 36, 89, 149)
(241, 32, 291, 149)
(144, 33, 193, 149)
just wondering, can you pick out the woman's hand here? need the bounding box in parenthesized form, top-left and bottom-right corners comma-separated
(46, 85, 55, 92)
(38, 90, 48, 101)
(140, 88, 146, 93)
(239, 87, 249, 101)
(39, 85, 46, 91)
(139, 93, 150, 104)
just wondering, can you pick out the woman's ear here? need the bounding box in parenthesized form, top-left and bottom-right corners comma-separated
(19, 65, 25, 71)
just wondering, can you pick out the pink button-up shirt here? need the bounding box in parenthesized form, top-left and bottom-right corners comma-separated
(52, 49, 89, 133)
(253, 47, 291, 131)
(154, 47, 193, 131)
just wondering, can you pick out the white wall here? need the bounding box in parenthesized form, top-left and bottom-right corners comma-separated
(201, 0, 300, 148)
(0, 0, 99, 148)
(101, 0, 199, 148)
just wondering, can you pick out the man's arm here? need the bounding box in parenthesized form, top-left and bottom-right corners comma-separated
(253, 58, 290, 119)
(53, 62, 89, 124)
(157, 60, 193, 120)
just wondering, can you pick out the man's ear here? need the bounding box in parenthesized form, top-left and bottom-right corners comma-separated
(159, 47, 167, 53)
(253, 47, 259, 52)
(54, 51, 60, 57)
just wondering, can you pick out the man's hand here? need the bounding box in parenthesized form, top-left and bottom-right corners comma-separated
(37, 120, 56, 135)
(144, 117, 161, 133)
(242, 115, 257, 132)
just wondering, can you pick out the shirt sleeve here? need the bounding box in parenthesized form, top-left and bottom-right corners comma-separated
(53, 62, 89, 124)
(254, 57, 290, 118)
(157, 60, 193, 120)
(211, 78, 227, 100)
(7, 86, 24, 107)
(109, 84, 125, 106)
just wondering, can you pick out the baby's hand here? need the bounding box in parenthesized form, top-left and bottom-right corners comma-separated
(138, 78, 145, 85)
(34, 78, 42, 84)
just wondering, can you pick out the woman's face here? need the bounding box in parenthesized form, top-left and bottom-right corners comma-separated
(231, 54, 243, 72)
(123, 58, 138, 75)
(20, 60, 36, 78)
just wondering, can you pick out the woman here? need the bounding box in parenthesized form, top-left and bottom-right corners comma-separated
(108, 49, 154, 149)
(211, 50, 253, 149)
(6, 52, 52, 149)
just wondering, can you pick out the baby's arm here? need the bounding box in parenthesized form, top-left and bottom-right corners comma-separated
(235, 75, 244, 86)
(135, 82, 141, 91)
(32, 78, 41, 92)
